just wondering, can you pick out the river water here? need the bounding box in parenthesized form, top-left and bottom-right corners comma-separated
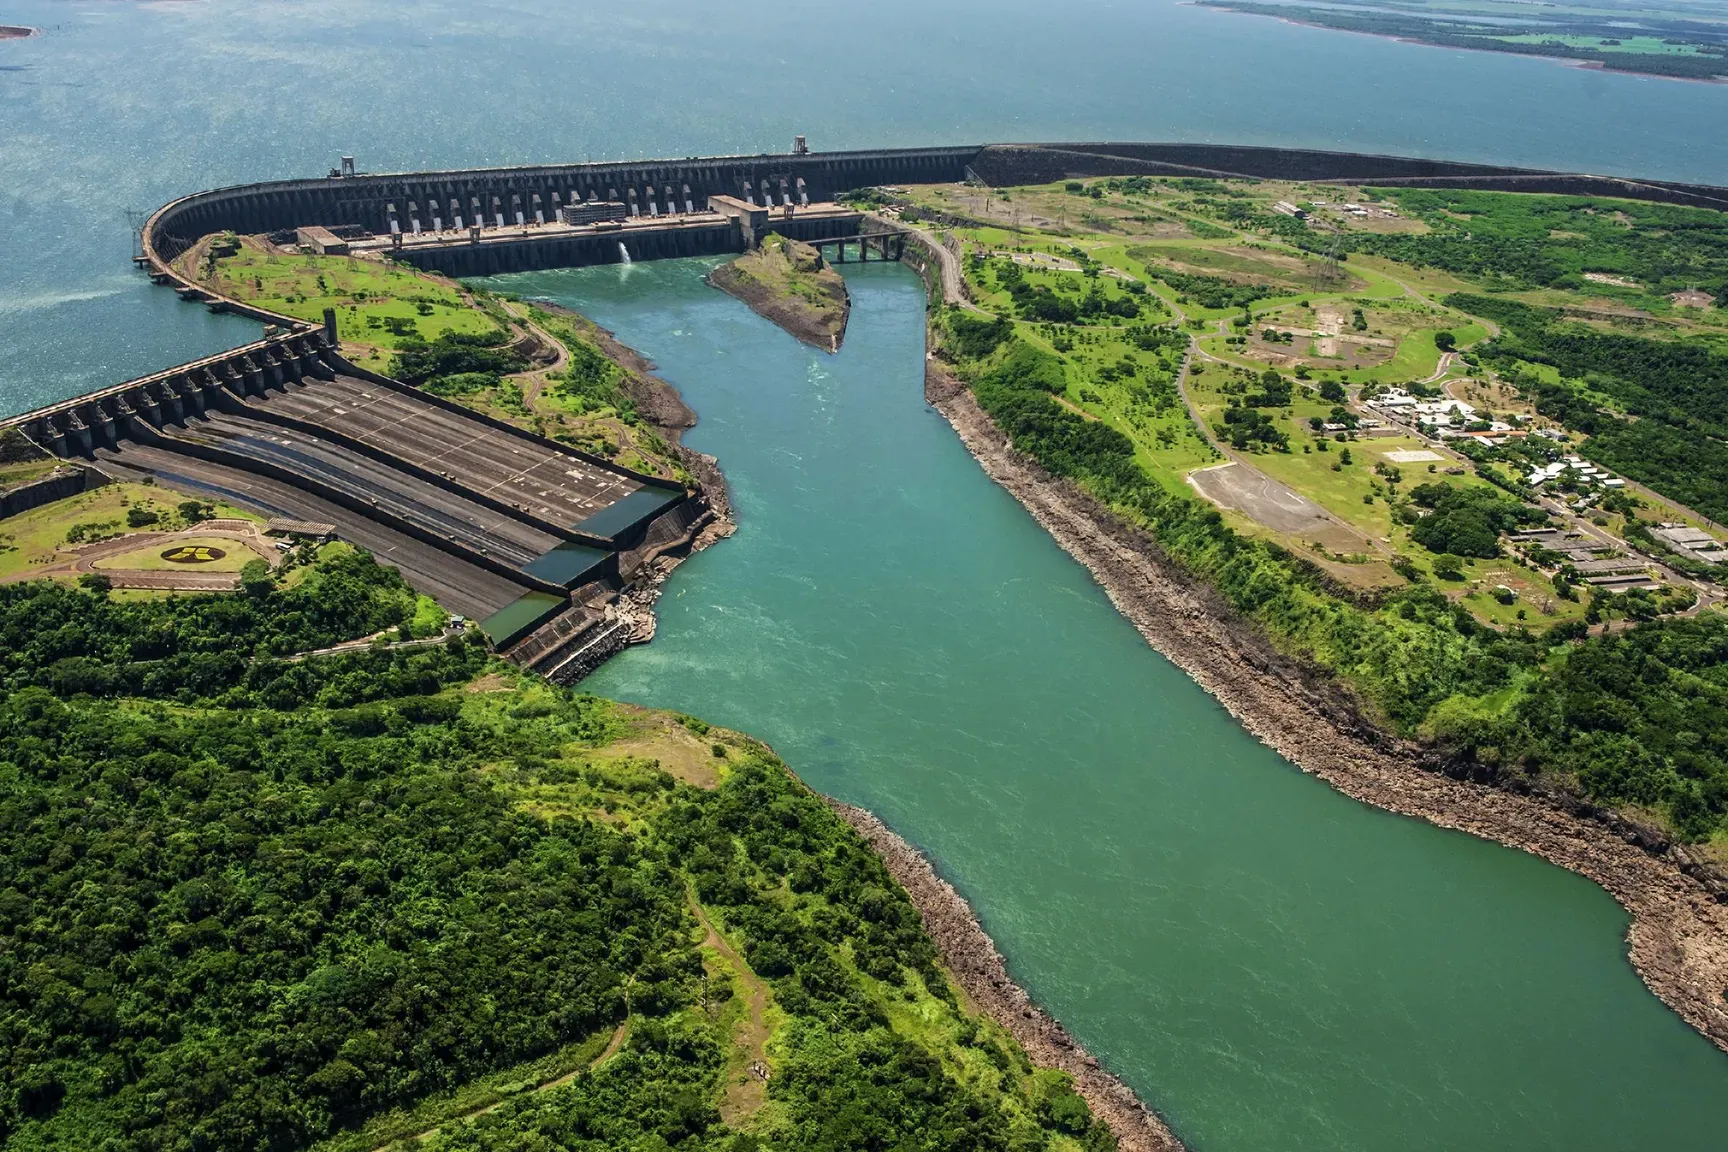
(494, 258, 1728, 1150)
(5, 1, 1728, 1148)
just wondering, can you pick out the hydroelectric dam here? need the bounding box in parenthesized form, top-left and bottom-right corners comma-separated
(10, 139, 1728, 678)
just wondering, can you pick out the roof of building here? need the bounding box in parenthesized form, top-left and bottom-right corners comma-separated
(572, 486, 682, 542)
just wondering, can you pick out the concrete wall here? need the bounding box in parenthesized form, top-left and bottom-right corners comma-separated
(144, 144, 1728, 274)
(0, 466, 104, 520)
(145, 146, 981, 262)
(4, 331, 338, 456)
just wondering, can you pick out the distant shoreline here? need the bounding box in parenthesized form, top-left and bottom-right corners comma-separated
(0, 25, 38, 41)
(1187, 4, 1728, 86)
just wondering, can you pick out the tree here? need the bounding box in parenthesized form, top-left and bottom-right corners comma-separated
(1319, 379, 1346, 402)
(1434, 330, 1457, 351)
(178, 500, 211, 523)
(77, 572, 112, 594)
(1432, 553, 1466, 580)
(239, 559, 275, 599)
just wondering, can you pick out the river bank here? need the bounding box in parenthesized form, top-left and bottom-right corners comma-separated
(707, 236, 850, 352)
(829, 797, 1188, 1152)
(923, 355, 1728, 1055)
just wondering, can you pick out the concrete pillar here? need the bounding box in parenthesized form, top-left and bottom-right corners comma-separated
(240, 356, 265, 396)
(532, 193, 544, 225)
(33, 417, 66, 458)
(132, 386, 163, 429)
(108, 399, 135, 441)
(387, 203, 400, 235)
(683, 184, 695, 214)
(492, 196, 505, 229)
(796, 177, 809, 206)
(161, 379, 186, 423)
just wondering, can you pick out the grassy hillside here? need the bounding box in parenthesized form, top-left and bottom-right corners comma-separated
(0, 551, 1111, 1151)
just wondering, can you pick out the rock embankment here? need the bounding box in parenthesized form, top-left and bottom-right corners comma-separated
(828, 799, 1188, 1152)
(926, 358, 1728, 1057)
(708, 235, 850, 352)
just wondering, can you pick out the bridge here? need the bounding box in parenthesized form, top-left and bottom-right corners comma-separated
(808, 230, 912, 263)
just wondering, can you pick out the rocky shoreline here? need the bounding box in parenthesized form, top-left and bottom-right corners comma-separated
(707, 237, 850, 352)
(924, 359, 1728, 1057)
(829, 798, 1189, 1151)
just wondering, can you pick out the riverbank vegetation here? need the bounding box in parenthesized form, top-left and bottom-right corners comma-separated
(891, 174, 1728, 844)
(708, 234, 850, 350)
(0, 553, 1113, 1150)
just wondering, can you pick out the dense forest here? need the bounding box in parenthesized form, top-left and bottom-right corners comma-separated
(1346, 189, 1728, 296)
(1447, 293, 1728, 523)
(0, 552, 1110, 1150)
(938, 311, 1728, 836)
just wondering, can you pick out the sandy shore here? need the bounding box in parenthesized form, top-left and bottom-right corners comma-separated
(923, 359, 1728, 1057)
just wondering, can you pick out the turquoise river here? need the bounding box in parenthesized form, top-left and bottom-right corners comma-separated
(493, 258, 1728, 1151)
(6, 0, 1728, 1147)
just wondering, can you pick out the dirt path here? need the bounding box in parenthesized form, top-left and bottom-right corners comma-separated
(373, 1021, 629, 1150)
(689, 898, 772, 1125)
(500, 301, 570, 410)
(4, 522, 282, 592)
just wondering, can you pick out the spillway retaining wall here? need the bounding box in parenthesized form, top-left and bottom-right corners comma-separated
(0, 466, 105, 520)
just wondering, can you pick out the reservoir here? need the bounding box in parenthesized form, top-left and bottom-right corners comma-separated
(492, 257, 1728, 1151)
(6, 0, 1728, 1147)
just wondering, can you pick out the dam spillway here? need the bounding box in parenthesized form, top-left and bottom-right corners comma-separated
(20, 331, 694, 657)
(140, 140, 1728, 279)
(18, 138, 1728, 672)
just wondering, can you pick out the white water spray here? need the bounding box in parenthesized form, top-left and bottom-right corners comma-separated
(618, 242, 632, 264)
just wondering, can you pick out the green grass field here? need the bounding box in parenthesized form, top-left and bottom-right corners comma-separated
(205, 242, 504, 368)
(92, 535, 257, 572)
(895, 175, 1633, 625)
(0, 484, 258, 579)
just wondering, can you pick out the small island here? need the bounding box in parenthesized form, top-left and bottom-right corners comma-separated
(708, 233, 850, 351)
(0, 25, 39, 40)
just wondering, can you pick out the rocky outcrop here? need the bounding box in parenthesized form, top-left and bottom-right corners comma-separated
(708, 236, 850, 352)
(926, 359, 1728, 1057)
(829, 800, 1187, 1152)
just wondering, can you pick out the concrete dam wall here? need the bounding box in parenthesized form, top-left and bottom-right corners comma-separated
(146, 146, 981, 262)
(143, 144, 1728, 274)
